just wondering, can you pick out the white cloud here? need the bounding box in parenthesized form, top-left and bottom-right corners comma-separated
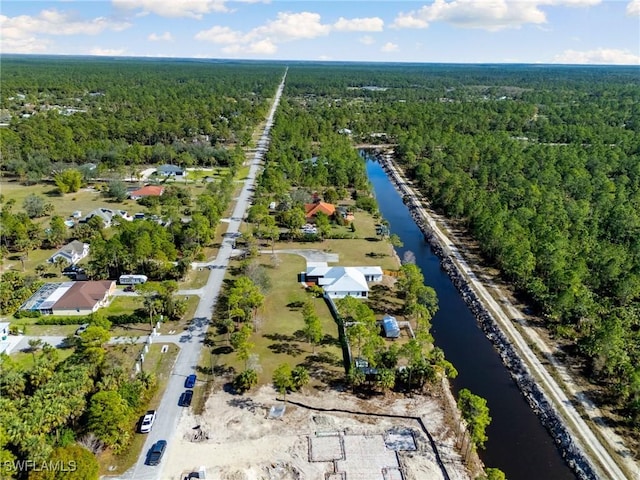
(195, 26, 244, 44)
(393, 13, 430, 29)
(148, 31, 173, 41)
(196, 11, 332, 55)
(381, 42, 399, 52)
(252, 12, 331, 41)
(359, 35, 375, 45)
(553, 48, 640, 65)
(222, 39, 277, 55)
(392, 0, 601, 31)
(627, 0, 640, 15)
(90, 47, 127, 56)
(333, 17, 384, 32)
(112, 0, 229, 18)
(0, 9, 131, 53)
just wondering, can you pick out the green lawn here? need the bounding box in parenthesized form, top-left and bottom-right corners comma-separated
(209, 253, 344, 388)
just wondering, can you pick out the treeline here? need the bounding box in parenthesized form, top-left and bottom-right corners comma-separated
(0, 56, 284, 177)
(283, 64, 640, 425)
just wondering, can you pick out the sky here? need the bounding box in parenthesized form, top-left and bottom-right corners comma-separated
(1, 0, 639, 65)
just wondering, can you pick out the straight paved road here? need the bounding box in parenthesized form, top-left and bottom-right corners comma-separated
(116, 68, 287, 480)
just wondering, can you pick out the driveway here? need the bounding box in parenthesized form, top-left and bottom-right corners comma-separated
(268, 248, 340, 265)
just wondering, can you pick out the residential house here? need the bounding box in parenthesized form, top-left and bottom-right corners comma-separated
(129, 185, 165, 200)
(81, 208, 131, 228)
(304, 265, 383, 299)
(157, 164, 186, 177)
(48, 240, 89, 265)
(304, 201, 336, 221)
(20, 281, 116, 316)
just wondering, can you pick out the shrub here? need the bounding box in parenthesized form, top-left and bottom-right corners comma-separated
(36, 316, 92, 325)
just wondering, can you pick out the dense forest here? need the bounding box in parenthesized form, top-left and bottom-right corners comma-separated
(282, 63, 640, 428)
(0, 56, 283, 179)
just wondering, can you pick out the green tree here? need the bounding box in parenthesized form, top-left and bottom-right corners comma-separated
(87, 390, 132, 453)
(47, 216, 67, 248)
(23, 194, 47, 218)
(476, 468, 507, 480)
(457, 388, 492, 450)
(28, 444, 99, 480)
(272, 363, 293, 402)
(389, 233, 403, 248)
(53, 170, 83, 194)
(107, 180, 129, 202)
(301, 300, 323, 353)
(233, 369, 258, 394)
(230, 324, 254, 368)
(291, 366, 310, 391)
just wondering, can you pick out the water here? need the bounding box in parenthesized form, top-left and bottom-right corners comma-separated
(365, 156, 576, 480)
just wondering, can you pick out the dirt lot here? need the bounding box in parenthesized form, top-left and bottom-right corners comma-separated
(163, 384, 474, 480)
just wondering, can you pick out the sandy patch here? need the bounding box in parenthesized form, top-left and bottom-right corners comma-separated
(163, 385, 472, 480)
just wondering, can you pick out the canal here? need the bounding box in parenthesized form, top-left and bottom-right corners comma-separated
(365, 155, 576, 480)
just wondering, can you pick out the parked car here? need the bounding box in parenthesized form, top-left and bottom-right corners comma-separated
(139, 410, 156, 433)
(185, 374, 197, 388)
(179, 389, 193, 407)
(147, 440, 167, 466)
(75, 323, 90, 336)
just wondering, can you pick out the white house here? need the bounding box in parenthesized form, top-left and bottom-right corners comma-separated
(157, 164, 186, 177)
(48, 240, 89, 265)
(304, 265, 383, 299)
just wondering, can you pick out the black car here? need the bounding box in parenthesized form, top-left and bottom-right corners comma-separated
(179, 389, 193, 407)
(146, 440, 167, 466)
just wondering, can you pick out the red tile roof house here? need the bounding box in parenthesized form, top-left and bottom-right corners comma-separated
(304, 201, 336, 221)
(50, 280, 116, 316)
(129, 185, 165, 200)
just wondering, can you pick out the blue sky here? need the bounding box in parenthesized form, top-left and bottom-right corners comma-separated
(2, 1, 639, 64)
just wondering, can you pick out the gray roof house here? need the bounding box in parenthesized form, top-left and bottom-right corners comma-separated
(81, 208, 131, 228)
(48, 240, 89, 265)
(157, 164, 186, 177)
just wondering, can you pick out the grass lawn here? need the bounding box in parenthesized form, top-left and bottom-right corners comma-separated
(236, 165, 250, 180)
(208, 253, 345, 389)
(10, 347, 75, 370)
(97, 342, 180, 476)
(0, 179, 147, 223)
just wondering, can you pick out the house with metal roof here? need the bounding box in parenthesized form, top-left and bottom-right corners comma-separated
(304, 265, 383, 299)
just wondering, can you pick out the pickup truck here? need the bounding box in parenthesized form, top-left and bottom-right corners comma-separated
(140, 410, 156, 433)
